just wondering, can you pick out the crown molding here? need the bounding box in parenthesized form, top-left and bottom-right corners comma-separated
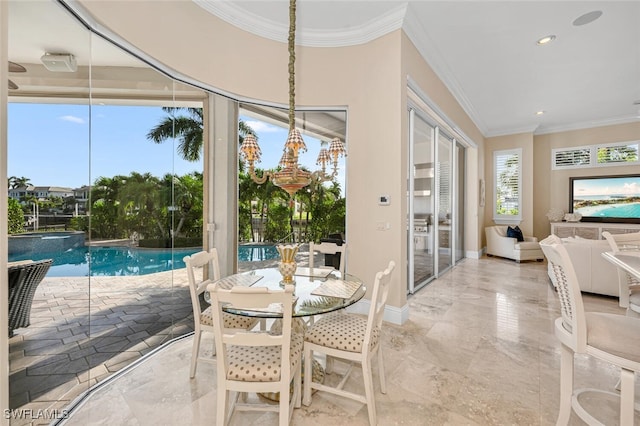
(193, 0, 407, 47)
(484, 125, 539, 138)
(534, 115, 640, 136)
(402, 8, 488, 137)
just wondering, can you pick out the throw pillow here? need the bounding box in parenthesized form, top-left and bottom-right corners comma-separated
(507, 225, 524, 242)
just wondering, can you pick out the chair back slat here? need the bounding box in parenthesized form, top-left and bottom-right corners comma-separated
(309, 241, 347, 275)
(364, 261, 395, 352)
(183, 249, 221, 320)
(539, 236, 587, 351)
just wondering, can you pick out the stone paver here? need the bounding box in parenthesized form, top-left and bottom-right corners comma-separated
(8, 268, 196, 414)
(8, 249, 312, 418)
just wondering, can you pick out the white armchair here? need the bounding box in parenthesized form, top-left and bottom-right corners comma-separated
(485, 225, 544, 263)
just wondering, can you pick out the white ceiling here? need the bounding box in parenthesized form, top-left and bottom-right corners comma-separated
(197, 0, 640, 137)
(8, 1, 640, 138)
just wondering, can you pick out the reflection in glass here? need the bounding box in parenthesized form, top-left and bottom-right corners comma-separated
(437, 131, 453, 272)
(408, 111, 435, 292)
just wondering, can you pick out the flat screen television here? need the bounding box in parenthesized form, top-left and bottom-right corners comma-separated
(569, 174, 640, 223)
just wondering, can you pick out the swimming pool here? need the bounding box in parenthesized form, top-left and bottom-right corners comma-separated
(8, 244, 280, 277)
(8, 246, 201, 277)
(238, 244, 279, 262)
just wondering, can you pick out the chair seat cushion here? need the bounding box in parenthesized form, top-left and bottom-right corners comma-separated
(226, 333, 303, 382)
(586, 312, 640, 364)
(200, 307, 257, 329)
(304, 313, 379, 353)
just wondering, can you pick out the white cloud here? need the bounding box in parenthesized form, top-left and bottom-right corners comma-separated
(59, 115, 85, 124)
(245, 120, 280, 133)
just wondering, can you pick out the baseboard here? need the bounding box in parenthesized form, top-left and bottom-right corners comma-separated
(346, 299, 409, 325)
(466, 248, 484, 259)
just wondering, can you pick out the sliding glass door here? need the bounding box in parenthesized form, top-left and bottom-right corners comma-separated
(437, 130, 453, 273)
(407, 105, 466, 294)
(408, 109, 435, 292)
(455, 141, 466, 263)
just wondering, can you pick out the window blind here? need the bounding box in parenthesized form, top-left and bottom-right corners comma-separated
(552, 141, 639, 169)
(494, 149, 521, 218)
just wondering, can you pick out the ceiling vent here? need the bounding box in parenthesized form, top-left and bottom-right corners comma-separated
(40, 53, 77, 72)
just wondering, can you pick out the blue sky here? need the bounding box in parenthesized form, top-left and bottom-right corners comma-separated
(8, 104, 345, 192)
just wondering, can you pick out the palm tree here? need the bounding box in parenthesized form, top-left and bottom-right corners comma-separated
(147, 107, 256, 162)
(8, 176, 31, 189)
(147, 107, 204, 162)
(169, 172, 203, 238)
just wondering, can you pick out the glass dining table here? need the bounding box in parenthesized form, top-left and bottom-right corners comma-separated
(208, 266, 366, 401)
(211, 266, 366, 320)
(602, 250, 640, 280)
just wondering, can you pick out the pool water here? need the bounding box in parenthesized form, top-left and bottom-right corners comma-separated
(238, 245, 279, 262)
(8, 244, 280, 277)
(8, 246, 201, 277)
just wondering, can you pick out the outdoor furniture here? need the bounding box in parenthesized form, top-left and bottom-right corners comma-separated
(302, 260, 395, 426)
(183, 250, 258, 378)
(8, 259, 52, 337)
(309, 241, 347, 276)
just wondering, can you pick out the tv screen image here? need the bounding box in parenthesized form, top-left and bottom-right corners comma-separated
(570, 174, 640, 223)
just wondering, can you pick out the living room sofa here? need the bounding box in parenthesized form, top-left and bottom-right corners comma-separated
(546, 236, 618, 297)
(485, 225, 544, 263)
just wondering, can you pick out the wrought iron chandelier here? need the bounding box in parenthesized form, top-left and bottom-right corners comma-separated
(239, 0, 346, 198)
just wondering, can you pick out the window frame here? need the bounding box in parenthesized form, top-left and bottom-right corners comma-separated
(552, 140, 640, 170)
(493, 148, 522, 224)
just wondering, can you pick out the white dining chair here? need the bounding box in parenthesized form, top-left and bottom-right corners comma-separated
(302, 260, 395, 426)
(540, 235, 640, 425)
(602, 231, 640, 317)
(309, 241, 347, 276)
(208, 283, 302, 426)
(183, 249, 258, 378)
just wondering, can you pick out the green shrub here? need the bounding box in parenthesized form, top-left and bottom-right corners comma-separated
(8, 198, 25, 234)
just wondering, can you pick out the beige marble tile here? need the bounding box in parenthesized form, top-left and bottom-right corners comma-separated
(56, 257, 637, 426)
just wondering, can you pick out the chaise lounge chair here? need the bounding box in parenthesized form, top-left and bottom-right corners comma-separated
(8, 259, 52, 337)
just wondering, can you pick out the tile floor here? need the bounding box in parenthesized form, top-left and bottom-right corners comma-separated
(53, 256, 639, 425)
(8, 269, 195, 417)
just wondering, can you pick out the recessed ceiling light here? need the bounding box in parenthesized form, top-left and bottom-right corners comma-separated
(573, 11, 603, 26)
(535, 111, 546, 116)
(536, 35, 556, 46)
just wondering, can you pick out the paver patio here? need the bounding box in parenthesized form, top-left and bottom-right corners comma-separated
(7, 252, 302, 425)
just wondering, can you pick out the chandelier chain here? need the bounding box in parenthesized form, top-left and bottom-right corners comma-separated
(288, 0, 296, 133)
